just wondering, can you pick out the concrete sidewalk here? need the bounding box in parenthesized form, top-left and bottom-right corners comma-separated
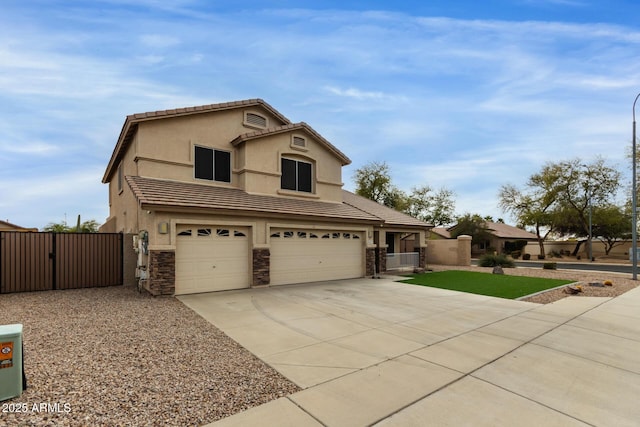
(179, 278, 640, 426)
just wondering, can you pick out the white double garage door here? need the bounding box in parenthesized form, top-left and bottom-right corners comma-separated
(175, 225, 364, 295)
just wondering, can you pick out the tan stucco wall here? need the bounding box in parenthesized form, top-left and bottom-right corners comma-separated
(524, 240, 633, 259)
(103, 104, 350, 231)
(104, 132, 139, 234)
(426, 235, 472, 266)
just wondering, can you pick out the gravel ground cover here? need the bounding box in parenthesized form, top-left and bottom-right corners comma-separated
(0, 285, 300, 426)
(429, 264, 638, 304)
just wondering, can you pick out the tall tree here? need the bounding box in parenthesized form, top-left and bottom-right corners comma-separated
(450, 213, 493, 247)
(498, 167, 560, 258)
(404, 185, 456, 226)
(354, 161, 405, 208)
(553, 158, 621, 255)
(499, 157, 622, 258)
(592, 205, 631, 255)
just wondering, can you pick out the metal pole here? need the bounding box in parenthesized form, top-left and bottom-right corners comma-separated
(589, 200, 593, 262)
(633, 93, 640, 280)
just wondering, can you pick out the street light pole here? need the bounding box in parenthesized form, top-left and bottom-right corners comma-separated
(589, 202, 593, 262)
(633, 93, 640, 280)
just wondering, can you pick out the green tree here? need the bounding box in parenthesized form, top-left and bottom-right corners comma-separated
(353, 161, 407, 209)
(592, 205, 631, 255)
(404, 185, 456, 226)
(498, 178, 559, 258)
(450, 213, 493, 247)
(499, 157, 621, 257)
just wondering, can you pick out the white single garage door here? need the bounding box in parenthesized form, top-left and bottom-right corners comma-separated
(175, 225, 250, 294)
(270, 229, 364, 286)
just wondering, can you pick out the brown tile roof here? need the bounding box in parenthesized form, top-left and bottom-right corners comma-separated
(342, 190, 433, 228)
(127, 176, 381, 223)
(0, 220, 38, 232)
(103, 99, 290, 183)
(484, 221, 537, 239)
(430, 227, 451, 238)
(231, 122, 351, 165)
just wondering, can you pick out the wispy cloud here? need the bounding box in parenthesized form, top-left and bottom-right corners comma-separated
(1, 2, 639, 227)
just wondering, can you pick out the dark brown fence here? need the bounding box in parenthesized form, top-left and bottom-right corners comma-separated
(0, 232, 123, 293)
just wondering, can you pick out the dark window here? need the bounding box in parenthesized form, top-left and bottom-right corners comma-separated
(195, 146, 231, 183)
(281, 158, 312, 193)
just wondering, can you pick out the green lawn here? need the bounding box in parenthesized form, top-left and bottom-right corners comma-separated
(400, 270, 574, 299)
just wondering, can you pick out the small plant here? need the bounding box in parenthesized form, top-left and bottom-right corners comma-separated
(522, 253, 531, 260)
(510, 250, 522, 259)
(542, 262, 557, 270)
(548, 250, 563, 258)
(478, 253, 515, 268)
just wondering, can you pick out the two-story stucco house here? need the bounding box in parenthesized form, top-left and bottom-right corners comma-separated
(101, 99, 431, 295)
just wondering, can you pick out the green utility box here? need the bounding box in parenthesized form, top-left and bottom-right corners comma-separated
(0, 324, 24, 401)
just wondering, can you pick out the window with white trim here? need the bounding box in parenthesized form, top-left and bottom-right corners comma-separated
(194, 146, 231, 183)
(281, 158, 312, 193)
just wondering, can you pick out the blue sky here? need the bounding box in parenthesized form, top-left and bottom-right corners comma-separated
(2, 0, 640, 229)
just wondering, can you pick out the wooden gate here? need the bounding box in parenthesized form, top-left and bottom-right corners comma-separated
(0, 232, 123, 293)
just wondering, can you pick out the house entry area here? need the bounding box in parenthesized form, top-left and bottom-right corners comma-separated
(269, 228, 364, 286)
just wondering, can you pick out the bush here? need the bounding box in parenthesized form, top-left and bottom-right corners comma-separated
(522, 253, 531, 260)
(478, 253, 515, 268)
(510, 250, 521, 259)
(548, 250, 563, 258)
(542, 262, 557, 270)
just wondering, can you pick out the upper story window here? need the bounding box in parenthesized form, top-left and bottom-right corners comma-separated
(281, 158, 312, 193)
(194, 146, 231, 183)
(243, 111, 268, 129)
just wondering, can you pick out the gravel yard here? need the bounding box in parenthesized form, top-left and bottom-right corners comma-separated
(0, 285, 300, 426)
(430, 264, 638, 303)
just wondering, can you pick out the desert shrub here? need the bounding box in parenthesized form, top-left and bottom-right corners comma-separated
(478, 253, 515, 268)
(548, 250, 563, 258)
(522, 253, 531, 260)
(510, 250, 521, 259)
(542, 262, 557, 270)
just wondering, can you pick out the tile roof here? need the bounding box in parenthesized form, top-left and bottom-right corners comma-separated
(126, 177, 433, 229)
(342, 190, 433, 228)
(127, 176, 381, 223)
(0, 220, 38, 231)
(103, 99, 290, 183)
(484, 221, 538, 239)
(231, 122, 351, 165)
(430, 227, 451, 238)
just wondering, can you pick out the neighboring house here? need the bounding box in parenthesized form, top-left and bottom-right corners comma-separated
(101, 99, 432, 295)
(436, 221, 537, 255)
(428, 227, 451, 240)
(0, 220, 37, 232)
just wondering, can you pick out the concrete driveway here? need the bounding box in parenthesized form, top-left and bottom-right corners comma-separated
(179, 277, 640, 426)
